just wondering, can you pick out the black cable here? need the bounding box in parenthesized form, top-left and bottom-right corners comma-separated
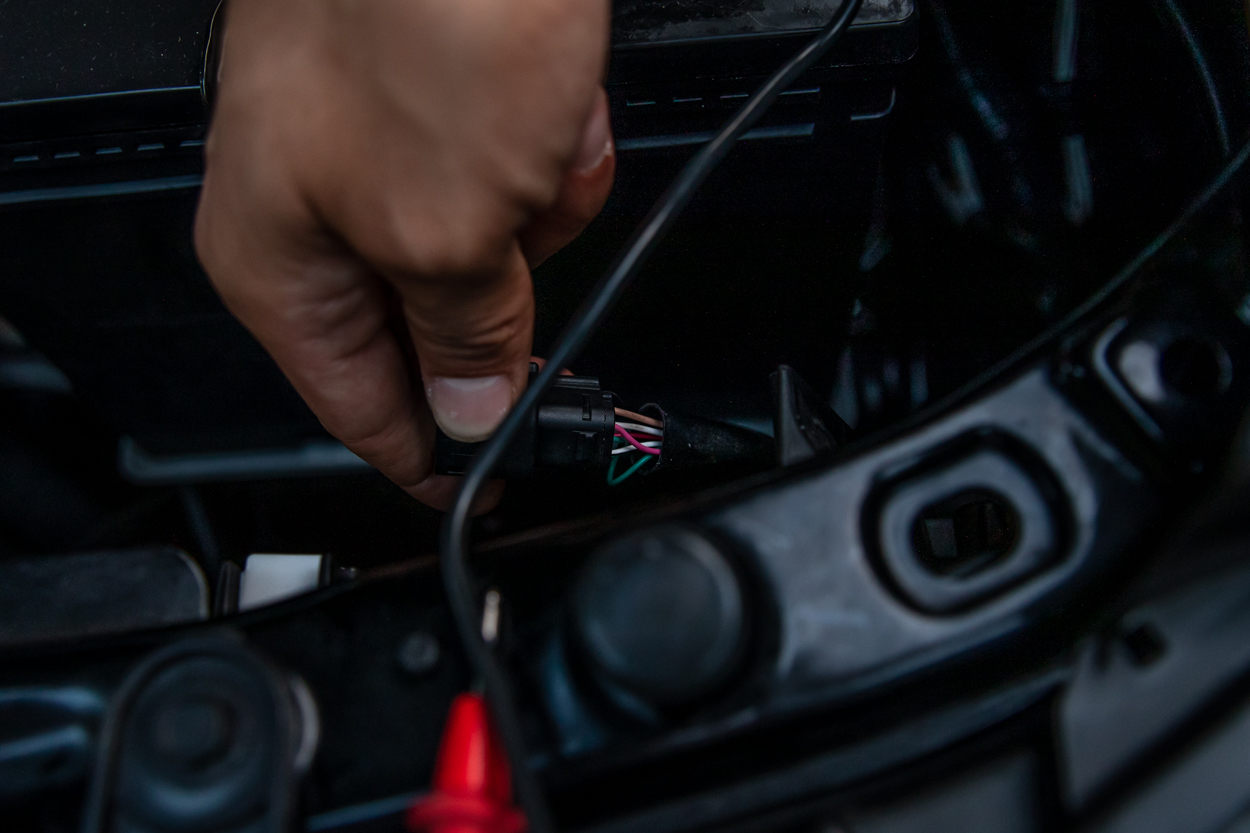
(439, 0, 866, 830)
(1155, 0, 1230, 158)
(179, 486, 222, 582)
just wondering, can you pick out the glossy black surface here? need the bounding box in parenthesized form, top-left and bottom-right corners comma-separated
(613, 0, 912, 43)
(0, 0, 218, 104)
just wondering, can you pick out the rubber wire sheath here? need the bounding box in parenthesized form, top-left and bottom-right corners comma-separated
(439, 1, 866, 830)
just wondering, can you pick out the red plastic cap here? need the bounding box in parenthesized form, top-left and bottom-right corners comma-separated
(407, 693, 527, 833)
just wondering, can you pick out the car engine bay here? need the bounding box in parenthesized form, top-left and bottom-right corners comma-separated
(3, 1, 1250, 832)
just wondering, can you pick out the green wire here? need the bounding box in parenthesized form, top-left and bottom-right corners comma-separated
(607, 449, 655, 485)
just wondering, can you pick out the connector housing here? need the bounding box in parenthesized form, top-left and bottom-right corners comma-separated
(433, 371, 615, 477)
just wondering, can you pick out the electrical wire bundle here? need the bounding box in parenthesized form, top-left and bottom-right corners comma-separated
(440, 0, 867, 829)
(609, 408, 663, 485)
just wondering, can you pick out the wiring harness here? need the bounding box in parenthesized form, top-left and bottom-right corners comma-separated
(609, 408, 663, 485)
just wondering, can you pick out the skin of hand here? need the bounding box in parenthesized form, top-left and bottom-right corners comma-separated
(194, 0, 616, 510)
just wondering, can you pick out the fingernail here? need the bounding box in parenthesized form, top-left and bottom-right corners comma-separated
(426, 376, 514, 442)
(574, 93, 613, 174)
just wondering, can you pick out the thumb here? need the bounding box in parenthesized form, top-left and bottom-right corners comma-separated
(398, 244, 535, 442)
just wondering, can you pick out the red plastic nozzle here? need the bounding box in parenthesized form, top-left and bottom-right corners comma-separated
(406, 693, 527, 833)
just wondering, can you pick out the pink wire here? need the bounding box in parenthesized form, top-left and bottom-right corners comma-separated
(615, 425, 662, 456)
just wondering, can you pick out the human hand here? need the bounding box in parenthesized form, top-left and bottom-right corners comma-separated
(194, 0, 615, 509)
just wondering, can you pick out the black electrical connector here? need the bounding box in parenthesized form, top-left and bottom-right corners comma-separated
(434, 364, 615, 477)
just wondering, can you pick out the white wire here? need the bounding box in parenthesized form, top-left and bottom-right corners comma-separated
(616, 422, 664, 436)
(612, 441, 662, 455)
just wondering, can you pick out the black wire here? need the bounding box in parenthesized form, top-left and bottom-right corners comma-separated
(1155, 0, 1230, 158)
(439, 0, 866, 830)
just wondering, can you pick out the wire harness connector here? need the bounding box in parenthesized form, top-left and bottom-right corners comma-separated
(434, 366, 617, 477)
